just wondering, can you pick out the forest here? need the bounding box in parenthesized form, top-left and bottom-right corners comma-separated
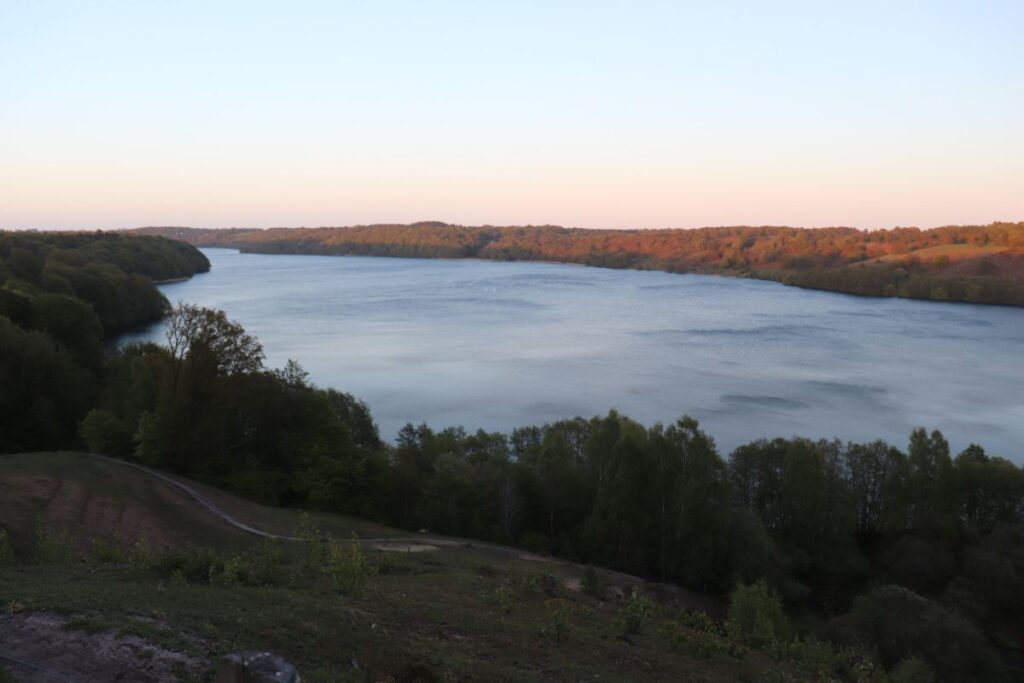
(137, 221, 1024, 306)
(2, 232, 1023, 680)
(0, 231, 209, 450)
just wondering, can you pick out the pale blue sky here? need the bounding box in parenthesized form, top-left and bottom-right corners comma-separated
(2, 1, 1022, 229)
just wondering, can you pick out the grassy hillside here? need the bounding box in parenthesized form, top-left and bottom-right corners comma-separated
(135, 222, 1024, 306)
(0, 452, 773, 683)
(3, 453, 1019, 681)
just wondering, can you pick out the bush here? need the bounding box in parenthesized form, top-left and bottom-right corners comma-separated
(680, 609, 726, 637)
(541, 599, 572, 643)
(326, 538, 376, 595)
(618, 586, 655, 636)
(34, 525, 75, 564)
(78, 409, 132, 457)
(245, 538, 284, 586)
(211, 555, 244, 587)
(207, 540, 285, 588)
(151, 548, 220, 583)
(726, 580, 791, 649)
(772, 637, 836, 678)
(664, 626, 739, 659)
(89, 537, 122, 565)
(127, 536, 153, 572)
(846, 585, 1007, 683)
(297, 514, 329, 571)
(489, 585, 515, 614)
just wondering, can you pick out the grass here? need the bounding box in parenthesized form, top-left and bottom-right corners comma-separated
(0, 548, 775, 681)
(0, 452, 840, 681)
(0, 452, 397, 557)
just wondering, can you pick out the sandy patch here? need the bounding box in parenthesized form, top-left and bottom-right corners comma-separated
(563, 578, 582, 592)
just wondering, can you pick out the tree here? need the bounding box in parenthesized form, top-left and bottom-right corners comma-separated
(165, 302, 264, 378)
(78, 409, 132, 457)
(846, 586, 1007, 682)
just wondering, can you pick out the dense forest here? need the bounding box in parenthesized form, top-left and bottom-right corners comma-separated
(2, 232, 1023, 680)
(137, 221, 1024, 306)
(0, 231, 209, 450)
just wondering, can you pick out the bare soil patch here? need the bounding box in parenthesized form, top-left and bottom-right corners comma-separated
(0, 612, 205, 682)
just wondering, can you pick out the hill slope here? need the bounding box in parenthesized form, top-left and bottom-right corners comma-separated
(1, 452, 753, 682)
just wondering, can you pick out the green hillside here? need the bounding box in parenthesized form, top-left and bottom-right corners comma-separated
(0, 452, 776, 683)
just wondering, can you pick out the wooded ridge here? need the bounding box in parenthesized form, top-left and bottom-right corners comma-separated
(135, 222, 1024, 306)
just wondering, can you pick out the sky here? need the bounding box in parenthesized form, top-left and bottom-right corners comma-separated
(2, 1, 1022, 231)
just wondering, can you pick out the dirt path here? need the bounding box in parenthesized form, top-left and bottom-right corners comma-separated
(95, 456, 300, 541)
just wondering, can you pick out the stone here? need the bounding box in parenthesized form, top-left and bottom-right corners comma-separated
(216, 651, 300, 683)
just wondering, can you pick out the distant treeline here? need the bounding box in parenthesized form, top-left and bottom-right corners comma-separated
(0, 231, 209, 449)
(137, 222, 1024, 306)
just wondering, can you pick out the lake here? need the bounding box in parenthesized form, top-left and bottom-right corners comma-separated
(119, 248, 1024, 459)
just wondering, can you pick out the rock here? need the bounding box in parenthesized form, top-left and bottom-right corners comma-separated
(216, 651, 300, 683)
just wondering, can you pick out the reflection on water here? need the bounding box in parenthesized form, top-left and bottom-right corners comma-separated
(119, 249, 1024, 460)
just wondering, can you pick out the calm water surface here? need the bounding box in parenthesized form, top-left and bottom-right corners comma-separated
(121, 249, 1024, 459)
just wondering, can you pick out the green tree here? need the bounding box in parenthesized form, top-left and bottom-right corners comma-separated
(725, 580, 791, 648)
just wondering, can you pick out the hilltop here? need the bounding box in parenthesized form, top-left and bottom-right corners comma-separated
(134, 222, 1024, 306)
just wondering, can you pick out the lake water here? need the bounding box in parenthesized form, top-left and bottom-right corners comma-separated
(120, 248, 1024, 460)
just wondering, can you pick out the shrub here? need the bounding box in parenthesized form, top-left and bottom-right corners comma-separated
(541, 599, 572, 643)
(89, 537, 122, 565)
(773, 637, 836, 678)
(725, 580, 791, 649)
(297, 514, 329, 571)
(245, 538, 284, 586)
(211, 555, 244, 587)
(681, 609, 726, 636)
(489, 585, 515, 614)
(127, 536, 153, 572)
(326, 538, 376, 595)
(206, 540, 284, 588)
(34, 525, 75, 564)
(664, 626, 737, 659)
(78, 409, 132, 457)
(151, 548, 220, 583)
(618, 586, 655, 636)
(847, 585, 1007, 683)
